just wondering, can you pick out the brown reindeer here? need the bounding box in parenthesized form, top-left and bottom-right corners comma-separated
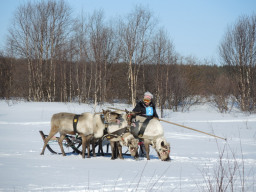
(40, 110, 120, 158)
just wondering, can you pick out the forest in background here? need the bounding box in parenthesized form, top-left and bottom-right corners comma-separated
(0, 0, 255, 115)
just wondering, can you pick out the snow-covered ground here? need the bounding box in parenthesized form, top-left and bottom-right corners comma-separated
(0, 100, 255, 191)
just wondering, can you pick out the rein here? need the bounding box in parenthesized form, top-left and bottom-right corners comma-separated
(103, 127, 130, 142)
(100, 114, 109, 126)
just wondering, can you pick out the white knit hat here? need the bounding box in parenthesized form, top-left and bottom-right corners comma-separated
(144, 91, 153, 99)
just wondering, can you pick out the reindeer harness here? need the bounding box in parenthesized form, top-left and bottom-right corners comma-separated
(73, 113, 109, 134)
(73, 115, 81, 134)
(103, 126, 130, 141)
(100, 113, 111, 134)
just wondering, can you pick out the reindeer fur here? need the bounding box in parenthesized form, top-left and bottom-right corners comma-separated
(40, 110, 119, 158)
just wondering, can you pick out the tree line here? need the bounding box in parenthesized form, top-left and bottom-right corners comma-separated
(0, 0, 255, 114)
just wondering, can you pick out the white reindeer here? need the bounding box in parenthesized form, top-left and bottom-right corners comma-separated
(127, 113, 170, 161)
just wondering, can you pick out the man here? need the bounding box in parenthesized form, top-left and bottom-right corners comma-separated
(133, 91, 159, 119)
(132, 91, 159, 157)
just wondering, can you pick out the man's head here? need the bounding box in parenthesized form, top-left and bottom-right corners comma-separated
(143, 91, 153, 106)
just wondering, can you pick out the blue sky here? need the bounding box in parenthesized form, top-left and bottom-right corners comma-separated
(1, 0, 256, 62)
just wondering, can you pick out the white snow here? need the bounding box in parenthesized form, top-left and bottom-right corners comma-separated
(0, 100, 255, 191)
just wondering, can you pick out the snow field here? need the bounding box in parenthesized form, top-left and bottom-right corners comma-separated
(0, 100, 255, 191)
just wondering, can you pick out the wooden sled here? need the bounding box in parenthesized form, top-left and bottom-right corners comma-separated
(39, 130, 131, 157)
(39, 130, 82, 154)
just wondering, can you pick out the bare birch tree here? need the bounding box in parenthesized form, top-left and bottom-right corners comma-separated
(219, 14, 256, 111)
(85, 10, 120, 106)
(150, 29, 175, 117)
(7, 0, 72, 101)
(72, 13, 90, 103)
(87, 10, 108, 107)
(119, 6, 155, 107)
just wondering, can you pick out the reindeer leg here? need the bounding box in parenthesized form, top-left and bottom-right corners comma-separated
(97, 139, 100, 155)
(58, 134, 66, 156)
(98, 138, 104, 156)
(114, 142, 118, 159)
(144, 140, 150, 160)
(81, 135, 90, 158)
(40, 129, 58, 155)
(106, 143, 109, 154)
(81, 135, 86, 158)
(110, 141, 116, 160)
(117, 142, 124, 159)
(92, 137, 96, 157)
(86, 135, 93, 158)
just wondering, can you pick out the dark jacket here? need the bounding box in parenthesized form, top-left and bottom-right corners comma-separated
(132, 100, 159, 118)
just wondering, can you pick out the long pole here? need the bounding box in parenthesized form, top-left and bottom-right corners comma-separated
(154, 117, 227, 141)
(107, 107, 227, 141)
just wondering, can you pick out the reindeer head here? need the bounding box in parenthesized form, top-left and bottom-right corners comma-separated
(102, 110, 121, 124)
(156, 138, 171, 161)
(127, 138, 139, 159)
(125, 109, 137, 126)
(121, 132, 139, 159)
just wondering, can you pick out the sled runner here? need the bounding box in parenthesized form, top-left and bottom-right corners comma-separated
(39, 130, 83, 154)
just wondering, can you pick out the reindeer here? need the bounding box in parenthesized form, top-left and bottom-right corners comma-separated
(144, 136, 170, 161)
(125, 110, 171, 161)
(105, 112, 139, 160)
(109, 132, 139, 160)
(40, 110, 120, 158)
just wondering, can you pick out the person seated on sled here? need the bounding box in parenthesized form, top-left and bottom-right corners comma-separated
(132, 91, 159, 157)
(132, 91, 159, 119)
